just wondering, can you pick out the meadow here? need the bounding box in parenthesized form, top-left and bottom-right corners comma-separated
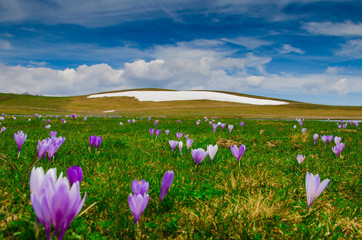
(0, 114, 361, 239)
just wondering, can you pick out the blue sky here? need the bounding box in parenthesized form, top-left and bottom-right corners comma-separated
(0, 0, 361, 106)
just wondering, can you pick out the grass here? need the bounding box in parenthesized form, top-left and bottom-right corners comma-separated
(0, 89, 362, 119)
(0, 114, 361, 239)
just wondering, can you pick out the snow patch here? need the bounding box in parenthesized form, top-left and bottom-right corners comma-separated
(88, 91, 289, 105)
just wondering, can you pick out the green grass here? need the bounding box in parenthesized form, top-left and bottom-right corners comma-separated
(0, 114, 361, 239)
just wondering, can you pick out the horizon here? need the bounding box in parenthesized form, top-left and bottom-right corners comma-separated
(0, 0, 361, 106)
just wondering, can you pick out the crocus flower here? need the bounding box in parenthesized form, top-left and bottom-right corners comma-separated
(37, 140, 49, 160)
(302, 128, 307, 134)
(160, 171, 174, 203)
(155, 129, 161, 138)
(61, 119, 66, 124)
(120, 122, 123, 126)
(313, 133, 319, 145)
(354, 121, 359, 127)
(293, 125, 297, 129)
(176, 132, 183, 140)
(83, 117, 87, 121)
(212, 124, 218, 132)
(240, 122, 244, 127)
(184, 134, 189, 140)
(165, 130, 169, 135)
(220, 123, 226, 130)
(299, 121, 303, 126)
(154, 120, 159, 126)
(191, 148, 208, 165)
(0, 127, 6, 133)
(127, 119, 131, 123)
(50, 131, 57, 137)
(132, 179, 149, 195)
(334, 136, 341, 145)
(67, 165, 83, 186)
(128, 193, 149, 225)
(30, 166, 86, 240)
(209, 121, 213, 126)
(332, 142, 345, 157)
(178, 141, 183, 155)
(327, 135, 334, 143)
(55, 115, 59, 119)
(228, 125, 234, 134)
(321, 135, 328, 146)
(169, 140, 178, 153)
(230, 144, 246, 161)
(14, 130, 27, 153)
(306, 172, 330, 210)
(338, 125, 342, 129)
(89, 135, 102, 149)
(296, 155, 305, 165)
(45, 125, 51, 130)
(148, 117, 151, 121)
(132, 119, 136, 123)
(196, 121, 200, 126)
(186, 138, 194, 149)
(149, 128, 155, 136)
(207, 144, 218, 163)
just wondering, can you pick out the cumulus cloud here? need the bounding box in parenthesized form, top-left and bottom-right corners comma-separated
(278, 44, 305, 54)
(0, 63, 127, 96)
(303, 21, 362, 37)
(302, 78, 349, 95)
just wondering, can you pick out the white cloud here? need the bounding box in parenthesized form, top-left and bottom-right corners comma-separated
(246, 76, 265, 87)
(336, 39, 362, 58)
(0, 63, 127, 96)
(221, 37, 274, 49)
(325, 66, 343, 74)
(0, 39, 12, 50)
(278, 44, 305, 54)
(302, 78, 349, 95)
(303, 21, 362, 37)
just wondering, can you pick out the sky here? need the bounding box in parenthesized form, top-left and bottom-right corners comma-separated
(0, 0, 361, 106)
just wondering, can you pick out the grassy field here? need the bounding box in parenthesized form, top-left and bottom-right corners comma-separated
(1, 90, 362, 119)
(0, 113, 361, 239)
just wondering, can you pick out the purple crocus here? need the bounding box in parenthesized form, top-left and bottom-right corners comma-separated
(45, 125, 51, 130)
(154, 120, 159, 126)
(50, 131, 57, 138)
(83, 117, 87, 121)
(61, 119, 66, 124)
(191, 148, 208, 165)
(71, 114, 76, 119)
(160, 171, 174, 203)
(132, 179, 149, 195)
(230, 144, 246, 161)
(176, 132, 183, 140)
(148, 117, 151, 121)
(302, 128, 307, 134)
(321, 135, 328, 146)
(327, 135, 334, 144)
(127, 119, 131, 123)
(296, 155, 305, 165)
(14, 130, 27, 154)
(299, 121, 303, 126)
(169, 140, 178, 153)
(212, 123, 218, 132)
(149, 128, 155, 136)
(313, 133, 319, 145)
(67, 165, 83, 186)
(186, 138, 194, 149)
(37, 139, 49, 160)
(209, 121, 213, 126)
(165, 130, 169, 135)
(155, 129, 161, 138)
(30, 166, 86, 240)
(0, 127, 6, 133)
(240, 122, 244, 127)
(220, 123, 226, 130)
(228, 125, 234, 134)
(332, 142, 345, 158)
(89, 135, 102, 149)
(207, 144, 218, 163)
(128, 193, 149, 226)
(196, 121, 200, 126)
(306, 172, 330, 210)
